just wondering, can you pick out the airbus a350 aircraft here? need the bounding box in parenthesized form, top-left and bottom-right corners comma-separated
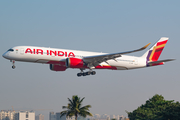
(2, 37, 174, 77)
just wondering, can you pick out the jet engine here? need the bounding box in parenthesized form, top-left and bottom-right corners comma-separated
(66, 58, 85, 68)
(50, 64, 67, 71)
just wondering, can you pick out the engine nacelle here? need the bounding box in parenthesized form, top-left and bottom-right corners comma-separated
(50, 64, 67, 71)
(66, 58, 85, 68)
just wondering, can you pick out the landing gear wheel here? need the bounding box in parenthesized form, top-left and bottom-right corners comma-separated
(83, 73, 87, 76)
(91, 71, 96, 75)
(77, 73, 82, 77)
(86, 71, 91, 75)
(12, 65, 15, 69)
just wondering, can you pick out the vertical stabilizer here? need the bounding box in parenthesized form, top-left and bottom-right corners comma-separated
(142, 37, 169, 62)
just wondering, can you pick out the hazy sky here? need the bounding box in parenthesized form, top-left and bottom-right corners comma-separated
(0, 0, 179, 119)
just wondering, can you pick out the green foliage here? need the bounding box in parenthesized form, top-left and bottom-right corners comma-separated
(60, 95, 93, 120)
(111, 119, 117, 120)
(127, 94, 180, 120)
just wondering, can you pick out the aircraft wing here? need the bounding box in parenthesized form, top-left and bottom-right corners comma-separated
(83, 43, 151, 67)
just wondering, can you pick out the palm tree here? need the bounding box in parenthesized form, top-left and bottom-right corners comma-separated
(60, 95, 93, 120)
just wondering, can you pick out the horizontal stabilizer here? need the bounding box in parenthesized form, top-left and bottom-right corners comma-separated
(148, 59, 175, 64)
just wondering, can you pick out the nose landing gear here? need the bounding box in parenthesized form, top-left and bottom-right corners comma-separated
(11, 60, 16, 69)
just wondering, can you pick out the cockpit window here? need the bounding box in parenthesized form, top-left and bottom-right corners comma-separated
(8, 49, 14, 52)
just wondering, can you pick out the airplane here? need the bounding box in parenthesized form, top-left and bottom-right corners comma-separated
(2, 37, 174, 77)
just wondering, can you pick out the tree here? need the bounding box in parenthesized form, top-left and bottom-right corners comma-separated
(126, 94, 180, 120)
(60, 95, 93, 120)
(111, 119, 117, 120)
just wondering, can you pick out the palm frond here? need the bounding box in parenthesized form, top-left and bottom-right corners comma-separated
(68, 98, 74, 106)
(79, 105, 92, 111)
(79, 111, 93, 117)
(66, 110, 75, 118)
(60, 111, 67, 118)
(62, 106, 68, 109)
(80, 97, 85, 103)
(75, 108, 80, 113)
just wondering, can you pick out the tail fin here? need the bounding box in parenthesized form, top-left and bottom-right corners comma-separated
(142, 37, 169, 62)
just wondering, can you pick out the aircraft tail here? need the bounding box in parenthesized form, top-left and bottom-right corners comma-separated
(141, 37, 171, 66)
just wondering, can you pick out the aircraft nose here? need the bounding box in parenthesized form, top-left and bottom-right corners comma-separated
(2, 52, 8, 59)
(2, 53, 6, 58)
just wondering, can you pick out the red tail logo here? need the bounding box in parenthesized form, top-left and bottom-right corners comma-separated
(147, 40, 168, 62)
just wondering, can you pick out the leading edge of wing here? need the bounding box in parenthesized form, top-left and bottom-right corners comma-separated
(83, 43, 151, 65)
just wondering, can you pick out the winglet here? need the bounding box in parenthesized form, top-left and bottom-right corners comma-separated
(142, 43, 151, 50)
(134, 43, 151, 52)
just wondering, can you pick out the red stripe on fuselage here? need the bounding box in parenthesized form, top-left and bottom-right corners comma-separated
(95, 65, 117, 70)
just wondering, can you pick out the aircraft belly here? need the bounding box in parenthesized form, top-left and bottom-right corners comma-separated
(106, 58, 146, 70)
(116, 67, 128, 70)
(107, 60, 130, 69)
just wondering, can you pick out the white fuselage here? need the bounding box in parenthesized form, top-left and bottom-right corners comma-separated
(3, 46, 147, 70)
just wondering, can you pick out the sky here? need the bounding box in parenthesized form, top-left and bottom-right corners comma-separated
(0, 0, 180, 119)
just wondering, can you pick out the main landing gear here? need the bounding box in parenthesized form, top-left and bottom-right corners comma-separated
(11, 60, 16, 69)
(77, 69, 96, 77)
